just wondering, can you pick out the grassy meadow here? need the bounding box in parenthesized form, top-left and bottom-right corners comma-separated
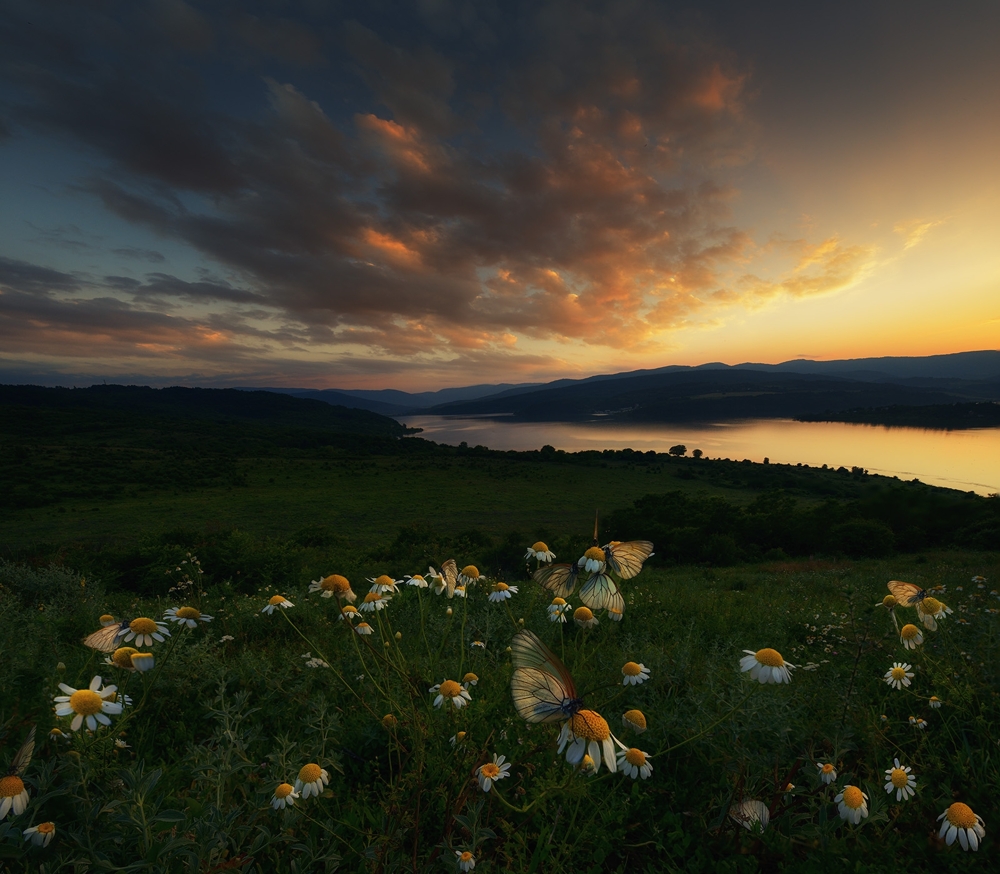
(1, 393, 998, 872)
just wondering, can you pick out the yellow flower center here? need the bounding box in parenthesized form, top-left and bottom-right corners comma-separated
(37, 822, 55, 835)
(532, 541, 549, 552)
(551, 597, 566, 605)
(99, 613, 116, 624)
(455, 731, 467, 742)
(382, 714, 398, 728)
(821, 764, 835, 775)
(112, 646, 138, 668)
(461, 565, 480, 578)
(439, 680, 462, 698)
(920, 597, 941, 614)
(321, 574, 350, 593)
(364, 592, 382, 603)
(494, 582, 510, 591)
(842, 785, 864, 809)
(268, 595, 286, 606)
(0, 775, 25, 798)
(176, 606, 200, 620)
(69, 689, 103, 716)
(891, 667, 907, 681)
(459, 852, 473, 863)
(463, 673, 478, 684)
(755, 648, 784, 667)
(410, 575, 425, 582)
(622, 661, 643, 676)
(584, 546, 605, 561)
(374, 574, 394, 587)
(890, 768, 909, 789)
(900, 624, 919, 640)
(574, 606, 594, 621)
(341, 606, 358, 615)
(625, 748, 646, 766)
(882, 594, 897, 608)
(275, 782, 294, 799)
(946, 802, 977, 828)
(356, 622, 371, 631)
(929, 696, 940, 704)
(130, 617, 157, 635)
(480, 763, 500, 779)
(569, 709, 610, 741)
(623, 709, 646, 729)
(298, 763, 322, 783)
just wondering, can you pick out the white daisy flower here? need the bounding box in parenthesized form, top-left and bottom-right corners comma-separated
(525, 542, 556, 562)
(740, 648, 795, 684)
(23, 821, 56, 847)
(621, 662, 650, 686)
(0, 774, 29, 820)
(488, 582, 518, 602)
(577, 547, 606, 574)
(261, 595, 293, 614)
(294, 763, 330, 799)
(835, 785, 869, 824)
(616, 747, 653, 780)
(367, 575, 400, 595)
(557, 710, 623, 774)
(405, 574, 429, 588)
(817, 762, 837, 784)
(53, 675, 123, 732)
(883, 758, 916, 801)
(476, 754, 511, 791)
(119, 617, 170, 647)
(899, 623, 923, 650)
(455, 850, 476, 871)
(547, 597, 569, 623)
(360, 592, 391, 612)
(271, 783, 299, 810)
(459, 565, 485, 586)
(163, 606, 213, 628)
(937, 802, 986, 851)
(308, 574, 356, 602)
(430, 680, 471, 709)
(884, 662, 914, 690)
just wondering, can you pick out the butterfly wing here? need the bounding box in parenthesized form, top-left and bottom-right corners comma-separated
(510, 630, 581, 723)
(887, 580, 926, 607)
(7, 726, 36, 777)
(442, 559, 458, 598)
(578, 572, 622, 613)
(603, 540, 654, 579)
(82, 621, 128, 653)
(532, 563, 581, 599)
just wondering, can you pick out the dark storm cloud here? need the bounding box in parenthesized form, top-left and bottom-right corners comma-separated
(111, 247, 166, 263)
(2, 0, 834, 374)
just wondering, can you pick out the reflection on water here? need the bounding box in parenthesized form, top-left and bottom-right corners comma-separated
(402, 416, 1000, 496)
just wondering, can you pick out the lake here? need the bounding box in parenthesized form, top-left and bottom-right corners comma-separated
(402, 416, 1000, 496)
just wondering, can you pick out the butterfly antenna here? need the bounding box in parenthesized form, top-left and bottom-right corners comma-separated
(593, 510, 599, 546)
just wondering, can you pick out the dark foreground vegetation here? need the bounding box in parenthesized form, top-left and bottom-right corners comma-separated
(798, 401, 1000, 430)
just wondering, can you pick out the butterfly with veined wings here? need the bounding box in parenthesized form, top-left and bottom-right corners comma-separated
(82, 621, 130, 653)
(4, 725, 36, 780)
(887, 580, 927, 607)
(510, 629, 584, 724)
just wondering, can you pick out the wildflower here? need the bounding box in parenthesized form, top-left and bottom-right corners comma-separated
(573, 606, 599, 629)
(262, 595, 293, 615)
(368, 575, 400, 595)
(971, 575, 986, 584)
(917, 597, 952, 631)
(309, 574, 356, 602)
(476, 754, 511, 791)
(163, 606, 213, 628)
(617, 747, 653, 780)
(928, 696, 942, 709)
(884, 662, 914, 690)
(526, 542, 556, 562)
(405, 574, 429, 588)
(548, 597, 569, 622)
(53, 675, 123, 732)
(427, 569, 446, 595)
(578, 754, 597, 775)
(456, 850, 476, 872)
(48, 728, 70, 744)
(740, 648, 795, 684)
(355, 621, 374, 635)
(938, 802, 986, 851)
(817, 763, 837, 784)
(382, 714, 398, 729)
(835, 785, 869, 824)
(730, 799, 769, 832)
(621, 662, 650, 686)
(450, 731, 467, 747)
(471, 639, 486, 649)
(459, 565, 484, 585)
(899, 624, 923, 650)
(220, 634, 235, 642)
(909, 716, 927, 730)
(446, 607, 453, 617)
(462, 673, 479, 687)
(880, 594, 897, 609)
(339, 605, 360, 621)
(431, 680, 472, 709)
(607, 606, 624, 622)
(622, 709, 647, 733)
(23, 821, 55, 847)
(360, 592, 390, 613)
(578, 546, 606, 574)
(108, 646, 139, 669)
(883, 758, 916, 801)
(99, 613, 117, 626)
(130, 653, 155, 673)
(294, 763, 330, 799)
(120, 617, 170, 647)
(271, 783, 299, 810)
(557, 709, 622, 774)
(489, 582, 518, 602)
(0, 773, 29, 820)
(453, 585, 467, 599)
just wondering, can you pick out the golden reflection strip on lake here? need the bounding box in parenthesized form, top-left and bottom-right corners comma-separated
(403, 417, 1000, 496)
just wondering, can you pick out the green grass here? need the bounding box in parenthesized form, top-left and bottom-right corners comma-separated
(2, 547, 998, 872)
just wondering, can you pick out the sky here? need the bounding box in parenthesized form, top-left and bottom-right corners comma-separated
(1, 0, 998, 391)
